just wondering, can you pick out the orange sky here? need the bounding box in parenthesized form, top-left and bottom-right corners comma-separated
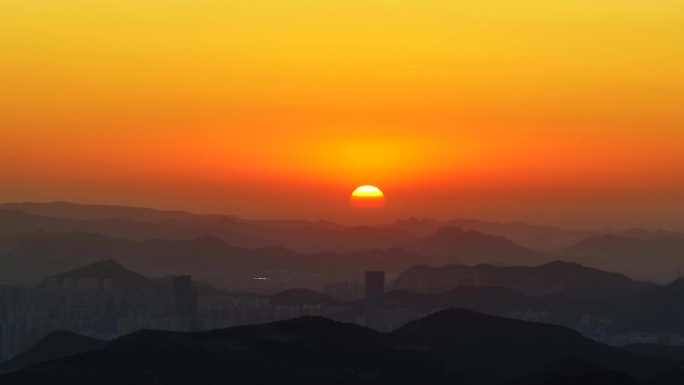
(1, 1, 684, 229)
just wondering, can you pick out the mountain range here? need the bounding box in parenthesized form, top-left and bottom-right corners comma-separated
(4, 201, 684, 284)
(0, 231, 457, 291)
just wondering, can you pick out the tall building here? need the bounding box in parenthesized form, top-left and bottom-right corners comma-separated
(174, 276, 198, 320)
(364, 271, 385, 329)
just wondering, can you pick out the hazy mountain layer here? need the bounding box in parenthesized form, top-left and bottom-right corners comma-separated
(389, 260, 654, 299)
(563, 235, 684, 283)
(0, 231, 458, 291)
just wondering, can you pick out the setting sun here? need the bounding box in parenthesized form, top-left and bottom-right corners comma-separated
(350, 186, 385, 209)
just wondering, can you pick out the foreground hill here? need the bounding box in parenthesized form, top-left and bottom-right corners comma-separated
(389, 261, 654, 299)
(603, 278, 684, 335)
(0, 331, 106, 371)
(0, 309, 678, 385)
(621, 344, 684, 363)
(509, 357, 638, 385)
(394, 309, 671, 382)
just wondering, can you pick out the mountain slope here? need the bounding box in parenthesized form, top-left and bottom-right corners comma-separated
(564, 235, 684, 282)
(407, 227, 553, 266)
(621, 344, 684, 363)
(387, 218, 601, 253)
(0, 309, 678, 385)
(395, 309, 673, 382)
(0, 331, 106, 371)
(0, 208, 412, 253)
(389, 260, 653, 298)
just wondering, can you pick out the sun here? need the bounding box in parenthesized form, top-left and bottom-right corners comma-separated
(350, 185, 385, 208)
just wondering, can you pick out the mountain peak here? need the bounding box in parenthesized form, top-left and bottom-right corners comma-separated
(39, 259, 155, 290)
(430, 226, 466, 236)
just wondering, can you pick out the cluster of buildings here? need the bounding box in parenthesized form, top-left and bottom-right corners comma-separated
(5, 267, 677, 363)
(0, 269, 426, 362)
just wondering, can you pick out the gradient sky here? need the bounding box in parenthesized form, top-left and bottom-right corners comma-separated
(2, 1, 684, 229)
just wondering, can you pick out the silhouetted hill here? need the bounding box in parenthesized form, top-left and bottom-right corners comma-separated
(0, 317, 439, 385)
(395, 309, 672, 382)
(389, 261, 653, 298)
(268, 288, 341, 306)
(563, 235, 684, 283)
(647, 364, 684, 385)
(0, 331, 105, 370)
(604, 278, 684, 335)
(407, 227, 553, 266)
(1, 309, 677, 385)
(383, 279, 684, 337)
(379, 287, 590, 328)
(509, 357, 638, 385)
(621, 344, 684, 363)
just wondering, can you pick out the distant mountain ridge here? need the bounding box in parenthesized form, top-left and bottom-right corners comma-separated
(4, 201, 684, 283)
(0, 208, 412, 253)
(388, 217, 684, 253)
(407, 226, 553, 266)
(389, 260, 654, 299)
(1, 208, 553, 266)
(0, 231, 458, 291)
(563, 235, 684, 283)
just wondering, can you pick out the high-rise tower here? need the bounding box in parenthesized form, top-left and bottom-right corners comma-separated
(364, 271, 385, 329)
(174, 275, 198, 320)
